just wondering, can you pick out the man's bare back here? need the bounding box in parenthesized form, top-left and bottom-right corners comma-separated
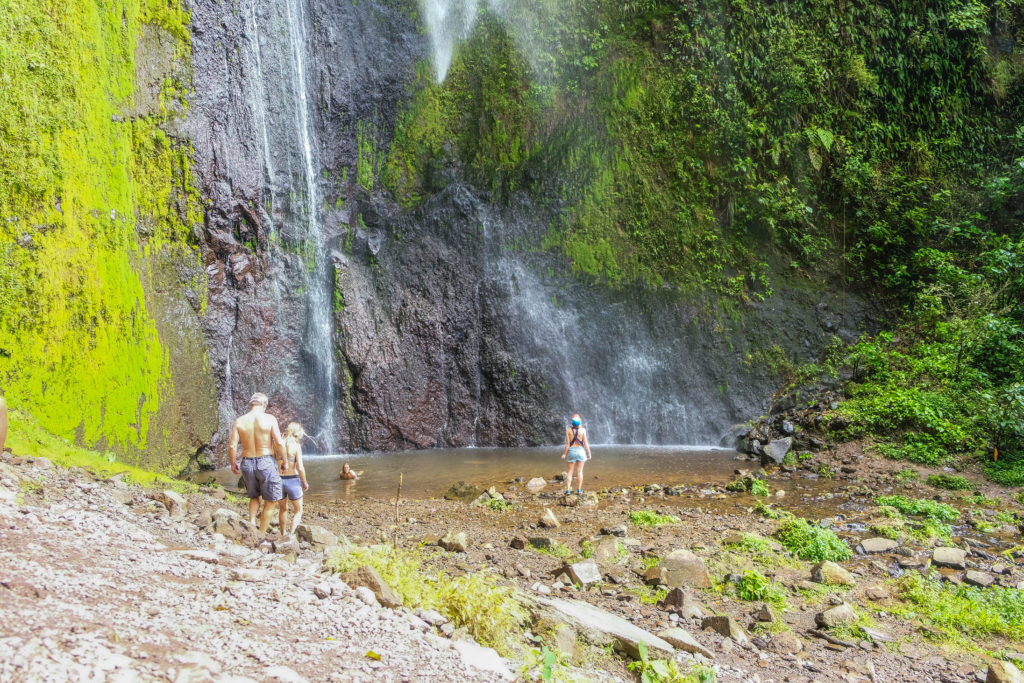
(231, 411, 282, 460)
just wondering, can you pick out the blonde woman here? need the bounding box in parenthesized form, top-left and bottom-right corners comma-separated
(279, 423, 309, 535)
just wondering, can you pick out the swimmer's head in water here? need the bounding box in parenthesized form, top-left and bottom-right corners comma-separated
(284, 422, 305, 440)
(342, 463, 351, 472)
(249, 392, 269, 407)
(571, 414, 581, 427)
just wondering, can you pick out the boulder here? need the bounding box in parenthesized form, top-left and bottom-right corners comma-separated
(601, 525, 627, 537)
(700, 616, 748, 644)
(811, 561, 856, 587)
(768, 631, 803, 654)
(443, 481, 483, 503)
(147, 490, 188, 520)
(528, 537, 554, 550)
(526, 478, 546, 490)
(865, 585, 890, 601)
(932, 547, 967, 570)
(657, 627, 713, 659)
(589, 535, 621, 563)
(296, 524, 339, 550)
(510, 536, 527, 550)
(965, 570, 995, 588)
(859, 537, 899, 554)
(762, 437, 793, 465)
(539, 508, 560, 529)
(565, 560, 602, 587)
(815, 603, 858, 629)
(439, 531, 468, 552)
(659, 549, 710, 588)
(532, 596, 673, 659)
(341, 565, 402, 608)
(756, 605, 776, 623)
(988, 661, 1024, 683)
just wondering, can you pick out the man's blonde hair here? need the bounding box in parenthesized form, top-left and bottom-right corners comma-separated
(249, 392, 269, 407)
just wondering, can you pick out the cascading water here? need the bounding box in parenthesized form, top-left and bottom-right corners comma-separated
(283, 0, 337, 452)
(237, 0, 337, 451)
(420, 0, 480, 82)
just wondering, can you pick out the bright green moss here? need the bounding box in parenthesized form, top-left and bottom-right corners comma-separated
(0, 0, 199, 462)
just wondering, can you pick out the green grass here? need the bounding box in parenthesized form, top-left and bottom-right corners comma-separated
(926, 474, 972, 491)
(775, 518, 851, 562)
(876, 495, 960, 523)
(629, 510, 681, 527)
(896, 572, 1024, 643)
(750, 479, 771, 497)
(894, 468, 920, 482)
(327, 544, 528, 655)
(486, 498, 511, 511)
(7, 410, 198, 493)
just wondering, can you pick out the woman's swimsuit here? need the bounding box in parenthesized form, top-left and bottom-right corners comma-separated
(567, 427, 587, 462)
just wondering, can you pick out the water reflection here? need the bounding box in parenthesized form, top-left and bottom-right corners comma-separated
(202, 445, 741, 500)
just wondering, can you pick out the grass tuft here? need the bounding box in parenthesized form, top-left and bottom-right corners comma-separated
(775, 518, 851, 562)
(629, 510, 680, 527)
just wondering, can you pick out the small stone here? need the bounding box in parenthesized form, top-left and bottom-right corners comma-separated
(987, 661, 1024, 683)
(416, 609, 447, 626)
(565, 560, 602, 587)
(601, 525, 627, 537)
(657, 627, 714, 659)
(756, 605, 775, 623)
(510, 536, 527, 550)
(859, 537, 899, 554)
(147, 490, 188, 520)
(701, 616, 748, 644)
(815, 603, 857, 629)
(342, 566, 403, 608)
(768, 631, 803, 654)
(865, 585, 890, 601)
(932, 547, 968, 570)
(230, 568, 268, 582)
(296, 524, 339, 549)
(528, 536, 553, 550)
(965, 570, 995, 588)
(526, 477, 547, 490)
(439, 531, 468, 552)
(811, 560, 856, 587)
(354, 586, 378, 606)
(539, 508, 560, 528)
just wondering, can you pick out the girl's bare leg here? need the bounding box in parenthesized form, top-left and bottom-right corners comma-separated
(278, 499, 289, 535)
(289, 498, 304, 534)
(565, 463, 576, 492)
(575, 461, 586, 492)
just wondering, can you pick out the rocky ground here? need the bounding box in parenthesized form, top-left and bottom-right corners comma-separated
(3, 443, 1024, 683)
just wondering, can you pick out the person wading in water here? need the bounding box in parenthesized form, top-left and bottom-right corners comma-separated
(560, 413, 592, 495)
(278, 423, 309, 536)
(229, 393, 286, 533)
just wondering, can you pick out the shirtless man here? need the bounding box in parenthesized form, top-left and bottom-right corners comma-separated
(229, 393, 285, 533)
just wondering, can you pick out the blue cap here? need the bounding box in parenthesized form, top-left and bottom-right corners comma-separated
(571, 418, 581, 426)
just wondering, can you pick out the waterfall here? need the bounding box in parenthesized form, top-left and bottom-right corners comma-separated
(420, 0, 481, 82)
(282, 0, 337, 452)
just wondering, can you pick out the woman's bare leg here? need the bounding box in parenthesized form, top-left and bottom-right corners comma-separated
(289, 498, 303, 534)
(575, 461, 586, 492)
(278, 499, 289, 535)
(564, 463, 576, 492)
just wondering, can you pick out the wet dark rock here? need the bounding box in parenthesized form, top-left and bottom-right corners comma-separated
(762, 438, 793, 465)
(601, 525, 627, 537)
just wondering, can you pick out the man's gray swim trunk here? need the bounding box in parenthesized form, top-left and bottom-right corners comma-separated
(241, 455, 283, 501)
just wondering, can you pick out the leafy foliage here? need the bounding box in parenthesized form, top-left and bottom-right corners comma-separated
(927, 474, 973, 491)
(629, 510, 681, 527)
(735, 570, 787, 606)
(876, 495, 960, 523)
(775, 518, 851, 562)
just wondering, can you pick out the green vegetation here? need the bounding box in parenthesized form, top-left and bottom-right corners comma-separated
(735, 570, 787, 606)
(927, 474, 972, 491)
(628, 641, 716, 683)
(750, 479, 770, 497)
(723, 533, 773, 554)
(327, 544, 528, 655)
(775, 518, 851, 562)
(897, 572, 1024, 643)
(629, 510, 681, 527)
(7, 409, 198, 493)
(876, 495, 960, 523)
(0, 0, 201, 467)
(486, 498, 512, 512)
(894, 468, 920, 483)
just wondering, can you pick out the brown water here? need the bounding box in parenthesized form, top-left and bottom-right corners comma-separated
(203, 445, 744, 500)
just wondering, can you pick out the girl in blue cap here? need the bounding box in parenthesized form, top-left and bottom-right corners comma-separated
(560, 413, 592, 495)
